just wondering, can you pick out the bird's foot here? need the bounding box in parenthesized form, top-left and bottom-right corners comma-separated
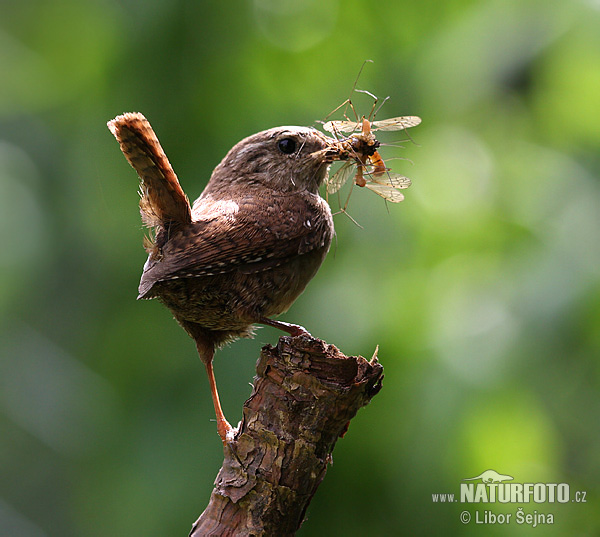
(259, 317, 311, 338)
(216, 416, 236, 444)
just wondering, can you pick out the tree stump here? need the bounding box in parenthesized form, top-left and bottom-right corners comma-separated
(190, 335, 384, 536)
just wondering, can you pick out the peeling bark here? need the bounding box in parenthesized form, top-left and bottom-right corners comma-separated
(189, 335, 384, 536)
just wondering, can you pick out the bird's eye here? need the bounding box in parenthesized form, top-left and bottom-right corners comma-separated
(277, 138, 297, 155)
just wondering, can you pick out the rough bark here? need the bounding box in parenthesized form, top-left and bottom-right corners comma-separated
(189, 335, 384, 536)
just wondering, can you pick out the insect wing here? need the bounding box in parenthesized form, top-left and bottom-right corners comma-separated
(371, 172, 412, 189)
(327, 161, 356, 194)
(323, 120, 362, 134)
(371, 116, 422, 131)
(365, 182, 406, 203)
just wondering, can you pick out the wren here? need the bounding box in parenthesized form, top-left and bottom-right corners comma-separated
(108, 113, 343, 442)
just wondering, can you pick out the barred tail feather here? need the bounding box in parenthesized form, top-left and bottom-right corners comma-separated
(108, 112, 192, 233)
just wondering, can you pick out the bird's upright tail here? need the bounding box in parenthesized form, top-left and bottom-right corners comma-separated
(108, 113, 192, 256)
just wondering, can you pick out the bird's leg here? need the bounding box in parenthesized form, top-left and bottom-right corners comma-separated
(259, 317, 311, 337)
(195, 341, 233, 444)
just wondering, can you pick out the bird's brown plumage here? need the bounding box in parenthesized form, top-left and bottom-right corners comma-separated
(108, 113, 341, 442)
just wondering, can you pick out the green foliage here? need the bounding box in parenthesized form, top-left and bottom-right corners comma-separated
(1, 0, 599, 535)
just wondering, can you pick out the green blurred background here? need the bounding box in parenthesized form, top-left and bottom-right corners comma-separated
(1, 0, 599, 535)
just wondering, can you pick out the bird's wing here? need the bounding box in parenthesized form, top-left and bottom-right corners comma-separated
(138, 192, 332, 298)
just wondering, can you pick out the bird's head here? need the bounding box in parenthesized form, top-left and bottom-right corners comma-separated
(203, 126, 343, 197)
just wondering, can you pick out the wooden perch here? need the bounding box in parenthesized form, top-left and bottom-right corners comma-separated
(190, 335, 384, 536)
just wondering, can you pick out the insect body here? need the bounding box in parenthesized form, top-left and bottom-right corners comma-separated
(323, 115, 421, 203)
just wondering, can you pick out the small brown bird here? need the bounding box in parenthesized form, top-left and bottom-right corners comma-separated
(108, 113, 343, 442)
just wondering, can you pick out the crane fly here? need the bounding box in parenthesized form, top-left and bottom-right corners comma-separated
(323, 114, 421, 203)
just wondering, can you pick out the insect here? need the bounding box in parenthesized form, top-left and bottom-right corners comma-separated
(323, 113, 421, 203)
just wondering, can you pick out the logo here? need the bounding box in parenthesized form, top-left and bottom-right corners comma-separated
(463, 469, 513, 484)
(431, 469, 587, 528)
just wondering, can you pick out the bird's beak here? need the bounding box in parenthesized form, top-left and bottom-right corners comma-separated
(310, 132, 349, 163)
